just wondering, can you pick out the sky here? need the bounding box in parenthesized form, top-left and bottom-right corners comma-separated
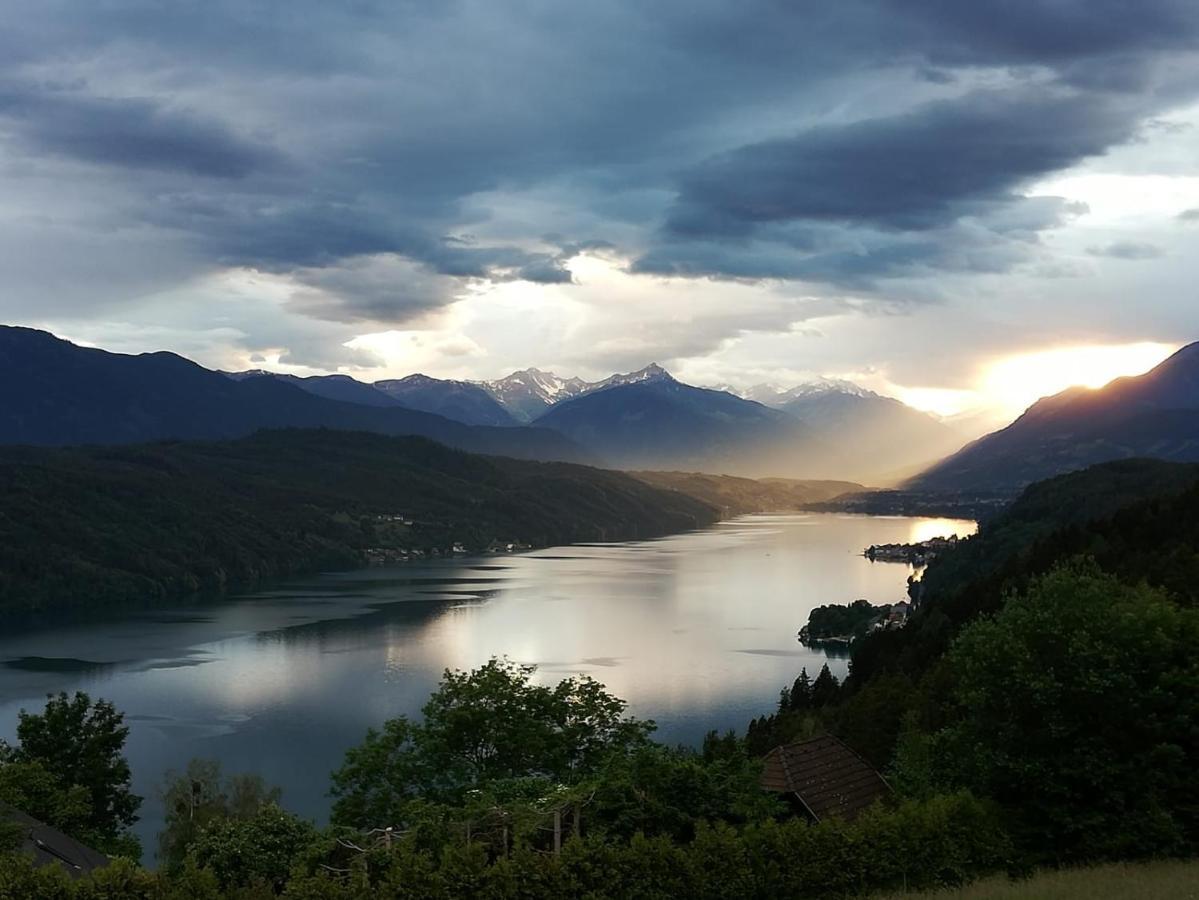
(2, 1, 1197, 428)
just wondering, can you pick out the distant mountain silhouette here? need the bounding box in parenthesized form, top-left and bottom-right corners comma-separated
(227, 371, 400, 407)
(0, 327, 585, 462)
(776, 386, 962, 483)
(724, 380, 962, 483)
(374, 374, 516, 426)
(910, 342, 1199, 492)
(532, 366, 820, 476)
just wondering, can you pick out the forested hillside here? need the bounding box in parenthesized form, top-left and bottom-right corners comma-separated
(910, 343, 1199, 492)
(0, 429, 717, 620)
(749, 457, 1199, 852)
(632, 471, 862, 516)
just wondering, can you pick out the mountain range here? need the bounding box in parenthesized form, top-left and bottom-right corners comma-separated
(910, 342, 1199, 492)
(0, 327, 583, 463)
(0, 326, 966, 481)
(11, 324, 1195, 491)
(532, 366, 819, 476)
(228, 360, 940, 479)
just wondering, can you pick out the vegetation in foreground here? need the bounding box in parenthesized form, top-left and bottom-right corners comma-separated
(876, 859, 1199, 900)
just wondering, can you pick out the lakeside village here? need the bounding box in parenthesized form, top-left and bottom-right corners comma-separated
(798, 535, 962, 648)
(360, 512, 531, 566)
(863, 534, 961, 566)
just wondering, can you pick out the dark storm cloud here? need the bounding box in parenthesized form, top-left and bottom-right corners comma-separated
(634, 85, 1150, 284)
(0, 82, 283, 177)
(0, 0, 1196, 356)
(887, 0, 1199, 65)
(661, 90, 1134, 234)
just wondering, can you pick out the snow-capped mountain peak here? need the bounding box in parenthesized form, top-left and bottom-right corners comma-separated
(477, 368, 590, 422)
(589, 363, 674, 393)
(478, 363, 676, 421)
(729, 377, 880, 407)
(781, 377, 880, 401)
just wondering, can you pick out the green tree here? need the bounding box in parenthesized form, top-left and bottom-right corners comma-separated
(809, 664, 840, 708)
(330, 658, 653, 828)
(788, 668, 812, 712)
(928, 564, 1199, 861)
(0, 757, 92, 841)
(157, 758, 283, 871)
(586, 744, 782, 842)
(187, 802, 316, 891)
(4, 692, 141, 856)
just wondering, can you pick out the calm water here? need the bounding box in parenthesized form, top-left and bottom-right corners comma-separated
(0, 513, 973, 860)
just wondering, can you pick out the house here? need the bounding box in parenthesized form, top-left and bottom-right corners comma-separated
(1, 803, 110, 878)
(760, 734, 891, 823)
(886, 600, 911, 628)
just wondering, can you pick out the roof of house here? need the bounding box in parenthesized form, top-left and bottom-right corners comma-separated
(1, 803, 110, 877)
(761, 734, 891, 823)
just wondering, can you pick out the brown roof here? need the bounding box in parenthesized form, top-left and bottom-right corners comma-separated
(761, 734, 891, 822)
(1, 803, 110, 878)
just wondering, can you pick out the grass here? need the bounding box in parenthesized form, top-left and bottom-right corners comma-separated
(877, 860, 1199, 899)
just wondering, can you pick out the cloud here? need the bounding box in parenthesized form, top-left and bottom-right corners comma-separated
(0, 0, 1195, 372)
(666, 90, 1137, 233)
(0, 82, 283, 177)
(1178, 208, 1199, 222)
(633, 88, 1153, 286)
(1086, 240, 1164, 260)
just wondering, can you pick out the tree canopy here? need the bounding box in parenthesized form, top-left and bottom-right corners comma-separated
(1, 691, 141, 857)
(330, 658, 654, 828)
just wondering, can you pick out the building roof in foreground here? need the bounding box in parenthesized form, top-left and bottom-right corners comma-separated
(1, 802, 110, 877)
(761, 734, 891, 823)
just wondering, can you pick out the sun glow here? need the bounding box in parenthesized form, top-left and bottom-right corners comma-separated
(982, 342, 1177, 418)
(891, 341, 1178, 429)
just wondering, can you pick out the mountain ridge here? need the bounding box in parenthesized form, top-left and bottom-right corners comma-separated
(910, 341, 1199, 492)
(374, 373, 517, 427)
(0, 326, 585, 464)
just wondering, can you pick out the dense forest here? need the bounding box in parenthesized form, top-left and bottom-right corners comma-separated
(749, 457, 1199, 859)
(0, 429, 717, 621)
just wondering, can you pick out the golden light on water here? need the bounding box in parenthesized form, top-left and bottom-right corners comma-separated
(907, 518, 977, 543)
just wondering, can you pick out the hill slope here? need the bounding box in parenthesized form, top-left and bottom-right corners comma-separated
(0, 429, 718, 618)
(910, 343, 1199, 492)
(227, 372, 400, 408)
(374, 374, 517, 426)
(0, 327, 582, 463)
(848, 457, 1199, 688)
(532, 368, 819, 477)
(632, 471, 862, 516)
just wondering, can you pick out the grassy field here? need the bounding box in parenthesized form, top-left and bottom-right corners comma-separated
(878, 860, 1199, 899)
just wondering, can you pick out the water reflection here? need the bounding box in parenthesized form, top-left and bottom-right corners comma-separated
(0, 513, 973, 859)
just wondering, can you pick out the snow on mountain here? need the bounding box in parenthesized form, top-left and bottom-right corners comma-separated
(479, 364, 673, 422)
(737, 378, 882, 407)
(477, 368, 591, 422)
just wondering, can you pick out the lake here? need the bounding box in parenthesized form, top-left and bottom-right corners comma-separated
(0, 513, 974, 860)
